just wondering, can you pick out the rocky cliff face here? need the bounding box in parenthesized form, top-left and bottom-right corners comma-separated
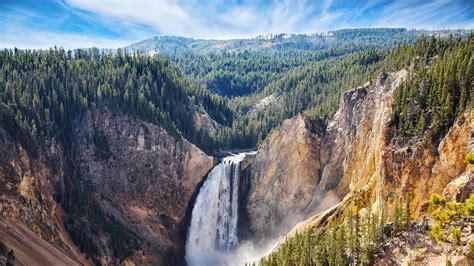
(241, 115, 325, 238)
(71, 110, 216, 264)
(243, 71, 407, 237)
(0, 109, 216, 265)
(243, 69, 473, 247)
(0, 127, 86, 265)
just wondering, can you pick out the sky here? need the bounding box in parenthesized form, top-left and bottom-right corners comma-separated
(1, 0, 473, 49)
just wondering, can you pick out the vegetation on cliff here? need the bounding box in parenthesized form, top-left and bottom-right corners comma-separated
(390, 35, 473, 141)
(0, 241, 15, 266)
(0, 30, 472, 263)
(429, 193, 474, 248)
(0, 48, 234, 154)
(1, 31, 471, 156)
(255, 195, 413, 266)
(257, 189, 474, 265)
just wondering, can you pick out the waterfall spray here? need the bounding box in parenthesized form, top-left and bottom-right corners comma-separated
(185, 153, 246, 265)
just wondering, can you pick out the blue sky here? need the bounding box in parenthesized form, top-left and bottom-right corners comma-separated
(1, 0, 473, 49)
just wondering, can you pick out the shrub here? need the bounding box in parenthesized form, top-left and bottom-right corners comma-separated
(463, 194, 474, 216)
(430, 194, 446, 208)
(430, 222, 446, 242)
(451, 227, 462, 246)
(464, 154, 474, 165)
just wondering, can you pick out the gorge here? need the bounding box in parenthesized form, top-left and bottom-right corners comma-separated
(0, 30, 472, 265)
(186, 153, 246, 265)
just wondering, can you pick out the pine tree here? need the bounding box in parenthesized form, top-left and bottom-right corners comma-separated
(393, 196, 403, 235)
(354, 201, 361, 265)
(415, 113, 425, 134)
(405, 192, 411, 227)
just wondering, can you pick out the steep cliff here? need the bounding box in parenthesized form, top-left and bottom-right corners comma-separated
(243, 71, 408, 237)
(243, 69, 473, 249)
(0, 109, 216, 265)
(70, 110, 216, 264)
(242, 114, 326, 237)
(0, 127, 86, 265)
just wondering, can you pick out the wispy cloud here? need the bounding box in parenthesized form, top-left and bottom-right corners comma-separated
(0, 26, 130, 49)
(374, 0, 474, 29)
(0, 0, 473, 49)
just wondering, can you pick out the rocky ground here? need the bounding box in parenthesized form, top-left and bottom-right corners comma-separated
(376, 222, 473, 266)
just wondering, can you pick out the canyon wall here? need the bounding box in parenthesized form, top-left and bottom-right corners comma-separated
(243, 70, 473, 242)
(0, 110, 216, 265)
(0, 127, 86, 265)
(71, 110, 216, 264)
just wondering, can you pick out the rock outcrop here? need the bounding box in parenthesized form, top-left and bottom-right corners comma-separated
(70, 110, 216, 264)
(0, 127, 87, 265)
(243, 71, 407, 237)
(376, 222, 474, 266)
(242, 115, 325, 237)
(243, 69, 473, 247)
(0, 109, 216, 265)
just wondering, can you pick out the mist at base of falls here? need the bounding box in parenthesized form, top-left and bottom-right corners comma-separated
(185, 152, 274, 266)
(186, 239, 278, 266)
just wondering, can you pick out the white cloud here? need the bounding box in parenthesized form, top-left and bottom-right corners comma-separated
(65, 0, 339, 39)
(0, 27, 128, 49)
(373, 0, 474, 29)
(2, 0, 472, 49)
(66, 0, 200, 36)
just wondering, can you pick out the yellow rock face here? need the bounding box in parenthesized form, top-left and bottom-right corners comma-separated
(244, 70, 473, 245)
(381, 110, 473, 218)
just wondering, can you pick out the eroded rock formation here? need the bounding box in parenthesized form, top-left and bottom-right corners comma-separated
(0, 109, 216, 265)
(73, 110, 216, 264)
(243, 70, 473, 247)
(0, 127, 86, 265)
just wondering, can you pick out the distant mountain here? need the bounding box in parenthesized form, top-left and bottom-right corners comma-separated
(125, 28, 469, 55)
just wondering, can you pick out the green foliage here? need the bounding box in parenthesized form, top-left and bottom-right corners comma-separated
(430, 193, 447, 208)
(430, 222, 447, 242)
(464, 154, 474, 165)
(0, 47, 231, 153)
(464, 194, 474, 216)
(183, 35, 471, 152)
(64, 194, 141, 262)
(128, 28, 423, 56)
(429, 193, 473, 246)
(0, 241, 15, 266)
(1, 35, 470, 155)
(92, 129, 111, 160)
(211, 49, 385, 150)
(258, 205, 384, 266)
(390, 36, 473, 141)
(390, 193, 412, 237)
(451, 227, 462, 246)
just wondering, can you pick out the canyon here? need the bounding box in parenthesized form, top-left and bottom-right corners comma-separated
(0, 69, 472, 265)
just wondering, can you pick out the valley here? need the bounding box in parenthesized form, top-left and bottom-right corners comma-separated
(0, 28, 472, 265)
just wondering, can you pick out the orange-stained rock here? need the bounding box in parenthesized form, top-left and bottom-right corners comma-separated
(0, 109, 216, 265)
(73, 110, 216, 264)
(244, 71, 408, 237)
(245, 69, 473, 254)
(244, 114, 325, 237)
(0, 127, 87, 265)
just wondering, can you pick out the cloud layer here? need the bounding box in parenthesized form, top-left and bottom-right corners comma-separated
(1, 0, 473, 49)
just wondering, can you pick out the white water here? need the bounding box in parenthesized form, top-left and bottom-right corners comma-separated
(185, 153, 246, 265)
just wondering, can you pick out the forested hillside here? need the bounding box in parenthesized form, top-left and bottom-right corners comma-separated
(250, 35, 473, 266)
(389, 36, 473, 142)
(0, 48, 231, 154)
(126, 28, 443, 55)
(0, 30, 471, 155)
(129, 28, 463, 98)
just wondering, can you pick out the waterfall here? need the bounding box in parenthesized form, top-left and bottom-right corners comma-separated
(185, 153, 246, 266)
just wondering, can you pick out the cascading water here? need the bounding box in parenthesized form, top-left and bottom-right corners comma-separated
(185, 153, 247, 266)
